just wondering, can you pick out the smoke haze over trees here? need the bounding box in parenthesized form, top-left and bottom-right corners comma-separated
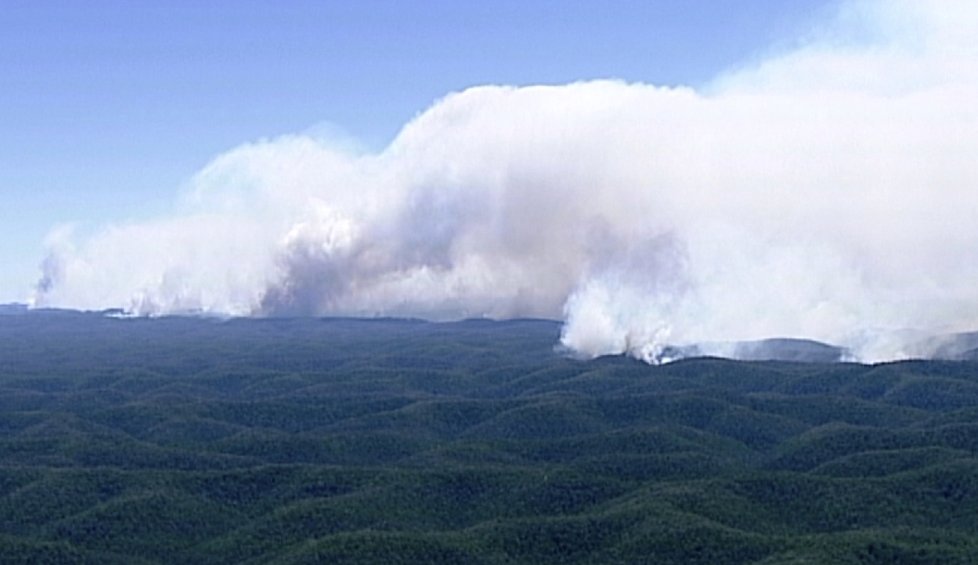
(32, 1, 978, 363)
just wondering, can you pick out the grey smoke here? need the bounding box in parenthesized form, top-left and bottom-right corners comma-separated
(32, 1, 978, 363)
(657, 339, 848, 365)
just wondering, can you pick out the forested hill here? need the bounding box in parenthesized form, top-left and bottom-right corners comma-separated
(1, 309, 977, 563)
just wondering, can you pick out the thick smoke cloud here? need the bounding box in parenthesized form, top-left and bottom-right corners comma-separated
(33, 1, 978, 362)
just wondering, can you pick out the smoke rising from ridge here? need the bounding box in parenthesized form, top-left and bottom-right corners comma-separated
(33, 1, 978, 362)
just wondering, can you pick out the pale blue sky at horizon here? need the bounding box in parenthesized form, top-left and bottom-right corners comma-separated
(1, 0, 834, 303)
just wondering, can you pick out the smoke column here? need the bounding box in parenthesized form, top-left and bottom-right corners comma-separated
(33, 1, 978, 362)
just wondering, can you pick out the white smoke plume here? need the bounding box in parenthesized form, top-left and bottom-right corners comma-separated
(33, 1, 978, 363)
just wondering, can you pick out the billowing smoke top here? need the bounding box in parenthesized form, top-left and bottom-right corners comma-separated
(32, 1, 978, 363)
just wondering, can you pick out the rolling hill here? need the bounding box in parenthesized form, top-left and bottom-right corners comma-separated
(0, 309, 976, 563)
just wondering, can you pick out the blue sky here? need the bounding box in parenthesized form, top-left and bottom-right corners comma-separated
(1, 0, 833, 303)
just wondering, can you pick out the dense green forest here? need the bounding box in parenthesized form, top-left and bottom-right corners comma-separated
(1, 308, 977, 563)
